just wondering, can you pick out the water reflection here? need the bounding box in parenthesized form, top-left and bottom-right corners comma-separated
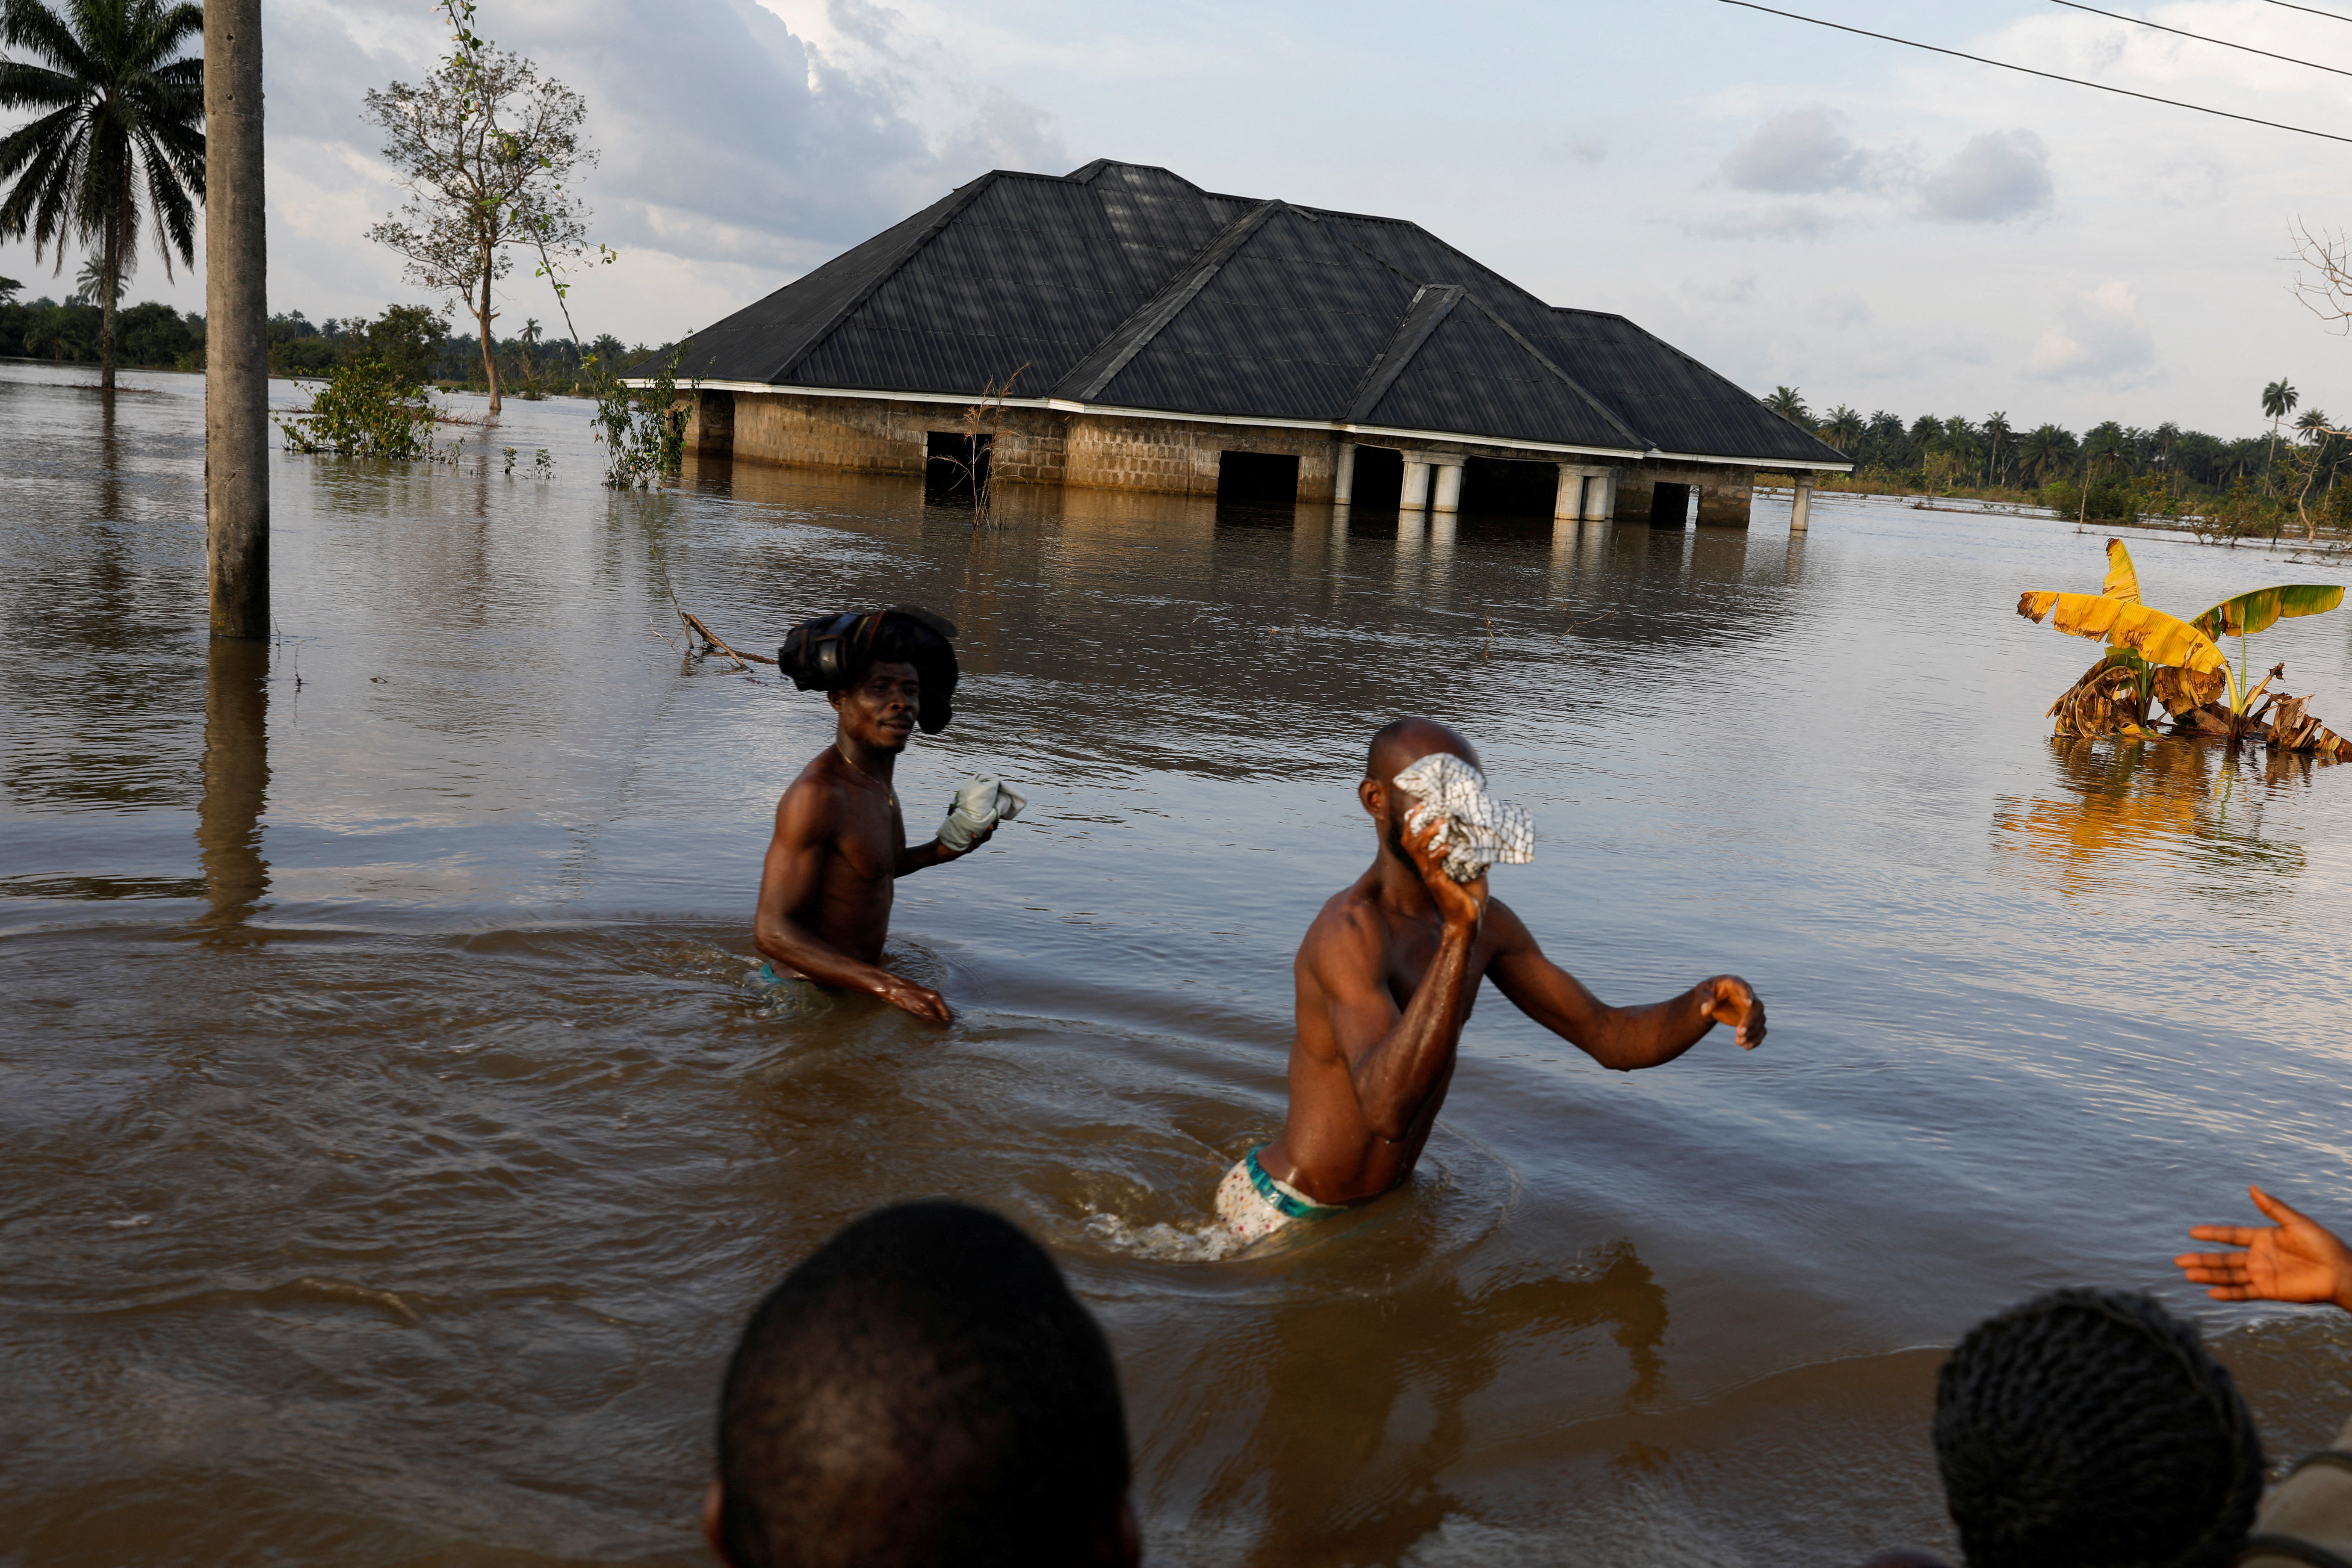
(1994, 738, 2305, 901)
(1182, 1243, 1668, 1566)
(194, 638, 270, 932)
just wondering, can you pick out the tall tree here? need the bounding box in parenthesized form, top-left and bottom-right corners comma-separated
(1983, 411, 2013, 486)
(2263, 378, 2299, 472)
(2018, 423, 2077, 484)
(0, 0, 204, 396)
(1821, 404, 1864, 451)
(204, 0, 263, 638)
(1763, 385, 1810, 426)
(2083, 421, 2130, 484)
(362, 10, 593, 415)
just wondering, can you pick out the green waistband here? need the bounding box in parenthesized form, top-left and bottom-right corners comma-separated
(1246, 1145, 1347, 1219)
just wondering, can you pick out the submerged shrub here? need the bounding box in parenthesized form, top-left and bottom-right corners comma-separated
(593, 344, 686, 488)
(276, 359, 439, 460)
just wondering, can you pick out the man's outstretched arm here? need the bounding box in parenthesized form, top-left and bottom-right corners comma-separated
(1484, 901, 1763, 1069)
(2176, 1184, 2352, 1311)
(753, 787, 950, 1024)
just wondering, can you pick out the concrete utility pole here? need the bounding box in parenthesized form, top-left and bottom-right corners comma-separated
(204, 0, 267, 639)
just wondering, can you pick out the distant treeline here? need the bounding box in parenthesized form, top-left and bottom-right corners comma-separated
(1, 295, 206, 369)
(0, 294, 666, 397)
(1820, 408, 2318, 500)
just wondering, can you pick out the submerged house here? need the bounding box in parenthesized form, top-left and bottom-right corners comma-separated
(635, 160, 1850, 524)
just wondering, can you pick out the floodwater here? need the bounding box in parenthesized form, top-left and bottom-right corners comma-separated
(9, 361, 2352, 1567)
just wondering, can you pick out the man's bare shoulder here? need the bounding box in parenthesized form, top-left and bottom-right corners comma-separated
(772, 750, 848, 834)
(1296, 881, 1388, 982)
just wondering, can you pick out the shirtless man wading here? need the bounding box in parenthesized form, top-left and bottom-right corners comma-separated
(753, 608, 1005, 1024)
(1217, 718, 1768, 1243)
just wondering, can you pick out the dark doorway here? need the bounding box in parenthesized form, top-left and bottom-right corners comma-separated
(1217, 450, 1300, 505)
(1648, 481, 1692, 527)
(926, 431, 990, 500)
(695, 389, 735, 455)
(1461, 456, 1558, 518)
(1350, 446, 1404, 508)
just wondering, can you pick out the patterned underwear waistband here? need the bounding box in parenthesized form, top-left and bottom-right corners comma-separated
(1246, 1145, 1349, 1220)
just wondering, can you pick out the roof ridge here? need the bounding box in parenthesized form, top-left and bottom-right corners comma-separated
(1342, 285, 1463, 424)
(772, 174, 1002, 384)
(1459, 293, 1650, 450)
(1050, 198, 1288, 403)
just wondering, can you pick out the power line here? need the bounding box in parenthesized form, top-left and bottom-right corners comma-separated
(2054, 0, 2352, 78)
(2267, 0, 2352, 24)
(1717, 0, 2352, 145)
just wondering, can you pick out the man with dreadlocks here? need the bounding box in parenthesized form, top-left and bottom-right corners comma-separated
(754, 607, 1022, 1023)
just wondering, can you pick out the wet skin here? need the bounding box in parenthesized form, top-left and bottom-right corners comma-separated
(1260, 720, 1767, 1207)
(752, 660, 993, 1024)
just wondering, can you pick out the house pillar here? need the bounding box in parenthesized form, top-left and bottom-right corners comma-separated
(1333, 440, 1356, 505)
(1430, 458, 1465, 514)
(1791, 473, 1814, 532)
(1401, 456, 1432, 510)
(1554, 464, 1585, 522)
(1584, 467, 1618, 521)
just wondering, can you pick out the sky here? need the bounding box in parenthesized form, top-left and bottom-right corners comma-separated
(6, 0, 2352, 436)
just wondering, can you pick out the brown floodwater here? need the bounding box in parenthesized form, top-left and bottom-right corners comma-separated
(9, 362, 2352, 1566)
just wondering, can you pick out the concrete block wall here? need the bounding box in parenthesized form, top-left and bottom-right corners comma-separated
(713, 392, 1070, 482)
(1062, 415, 1343, 499)
(1610, 460, 1757, 526)
(702, 393, 1755, 514)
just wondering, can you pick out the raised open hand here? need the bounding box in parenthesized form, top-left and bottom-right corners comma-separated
(1694, 975, 1766, 1049)
(2175, 1184, 2352, 1311)
(1401, 811, 1487, 931)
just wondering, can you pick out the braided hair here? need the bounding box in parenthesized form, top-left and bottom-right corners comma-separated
(1934, 1288, 2263, 1568)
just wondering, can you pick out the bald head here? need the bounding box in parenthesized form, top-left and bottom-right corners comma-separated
(1365, 719, 1480, 784)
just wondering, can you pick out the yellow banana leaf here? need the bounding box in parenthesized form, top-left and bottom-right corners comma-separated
(2017, 591, 2227, 675)
(2101, 538, 2141, 603)
(2189, 583, 2345, 640)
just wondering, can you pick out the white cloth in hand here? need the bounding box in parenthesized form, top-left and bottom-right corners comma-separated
(1392, 753, 1534, 882)
(937, 773, 1027, 852)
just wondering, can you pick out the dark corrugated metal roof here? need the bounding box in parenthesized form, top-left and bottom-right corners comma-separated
(648, 161, 1849, 466)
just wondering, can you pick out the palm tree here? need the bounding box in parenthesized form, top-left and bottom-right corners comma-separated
(2263, 378, 2299, 472)
(2019, 423, 2078, 485)
(1984, 411, 2013, 485)
(1821, 404, 1864, 452)
(1764, 385, 1811, 427)
(1939, 417, 1984, 487)
(70, 251, 117, 304)
(2296, 407, 2332, 441)
(0, 0, 204, 395)
(2083, 421, 2130, 486)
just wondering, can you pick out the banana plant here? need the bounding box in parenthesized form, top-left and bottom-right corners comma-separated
(2018, 539, 2343, 739)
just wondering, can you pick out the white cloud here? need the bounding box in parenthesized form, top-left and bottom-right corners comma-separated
(2030, 281, 2156, 381)
(1808, 290, 1872, 330)
(1918, 130, 2053, 224)
(1685, 204, 1839, 242)
(1540, 137, 1609, 166)
(1683, 270, 1760, 305)
(1720, 108, 1875, 195)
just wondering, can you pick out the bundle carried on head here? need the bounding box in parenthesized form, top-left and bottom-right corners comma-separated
(1394, 753, 1535, 882)
(777, 605, 960, 733)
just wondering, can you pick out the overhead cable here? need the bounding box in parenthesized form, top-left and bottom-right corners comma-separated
(2051, 0, 2352, 79)
(2267, 0, 2352, 24)
(1717, 0, 2352, 145)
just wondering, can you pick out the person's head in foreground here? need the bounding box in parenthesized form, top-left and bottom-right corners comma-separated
(704, 1201, 1138, 1568)
(777, 606, 960, 756)
(1930, 1287, 2263, 1568)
